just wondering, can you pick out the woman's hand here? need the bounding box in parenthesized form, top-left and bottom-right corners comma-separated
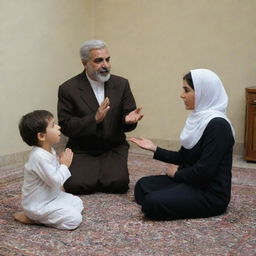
(165, 164, 178, 178)
(128, 137, 157, 152)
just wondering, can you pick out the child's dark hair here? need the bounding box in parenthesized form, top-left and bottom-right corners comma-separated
(19, 110, 53, 146)
(183, 72, 194, 90)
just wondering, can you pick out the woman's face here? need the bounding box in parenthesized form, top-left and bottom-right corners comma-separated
(180, 80, 195, 110)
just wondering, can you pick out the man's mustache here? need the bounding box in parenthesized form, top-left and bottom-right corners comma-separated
(98, 67, 110, 73)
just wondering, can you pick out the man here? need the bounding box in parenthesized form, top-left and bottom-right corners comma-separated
(58, 40, 143, 195)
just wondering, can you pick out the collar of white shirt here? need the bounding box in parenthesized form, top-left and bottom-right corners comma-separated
(86, 72, 105, 105)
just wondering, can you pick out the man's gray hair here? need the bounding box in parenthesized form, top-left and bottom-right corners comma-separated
(80, 40, 107, 61)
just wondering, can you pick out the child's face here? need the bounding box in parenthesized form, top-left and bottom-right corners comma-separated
(44, 118, 61, 145)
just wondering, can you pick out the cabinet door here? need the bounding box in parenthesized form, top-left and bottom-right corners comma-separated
(245, 93, 256, 161)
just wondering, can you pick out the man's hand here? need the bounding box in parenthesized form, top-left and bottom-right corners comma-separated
(128, 137, 157, 152)
(125, 107, 143, 124)
(95, 97, 110, 123)
(60, 148, 73, 168)
(165, 164, 178, 178)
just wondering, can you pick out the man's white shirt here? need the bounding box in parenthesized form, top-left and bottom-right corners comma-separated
(86, 72, 105, 105)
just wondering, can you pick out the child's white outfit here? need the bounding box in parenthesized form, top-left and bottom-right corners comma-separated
(21, 146, 83, 230)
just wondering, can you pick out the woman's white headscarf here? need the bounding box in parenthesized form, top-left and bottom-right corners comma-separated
(180, 69, 235, 149)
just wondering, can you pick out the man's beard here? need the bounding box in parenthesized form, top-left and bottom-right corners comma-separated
(89, 67, 111, 83)
(96, 70, 111, 83)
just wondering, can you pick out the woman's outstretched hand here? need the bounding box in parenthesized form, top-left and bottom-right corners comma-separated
(128, 137, 157, 152)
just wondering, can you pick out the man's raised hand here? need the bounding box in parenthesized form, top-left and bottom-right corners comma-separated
(125, 107, 144, 124)
(95, 97, 110, 123)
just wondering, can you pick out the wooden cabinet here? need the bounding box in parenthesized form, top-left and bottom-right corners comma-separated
(245, 87, 256, 162)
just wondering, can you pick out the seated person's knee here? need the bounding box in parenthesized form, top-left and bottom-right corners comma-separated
(59, 212, 82, 230)
(141, 194, 161, 219)
(64, 179, 96, 195)
(102, 178, 129, 193)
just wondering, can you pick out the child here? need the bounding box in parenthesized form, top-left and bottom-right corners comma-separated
(14, 110, 84, 230)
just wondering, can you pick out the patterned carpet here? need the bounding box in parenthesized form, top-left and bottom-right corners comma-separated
(0, 153, 255, 256)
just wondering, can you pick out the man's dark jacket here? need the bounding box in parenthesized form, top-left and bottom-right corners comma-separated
(58, 71, 137, 155)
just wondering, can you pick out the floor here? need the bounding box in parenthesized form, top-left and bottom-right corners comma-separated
(0, 152, 255, 256)
(232, 154, 256, 169)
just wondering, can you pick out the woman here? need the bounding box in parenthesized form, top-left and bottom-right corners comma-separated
(129, 69, 235, 220)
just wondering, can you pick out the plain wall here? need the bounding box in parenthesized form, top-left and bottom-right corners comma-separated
(0, 0, 94, 155)
(94, 0, 256, 146)
(1, 0, 255, 157)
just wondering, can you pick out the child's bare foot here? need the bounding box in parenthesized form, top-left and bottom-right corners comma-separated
(13, 212, 36, 224)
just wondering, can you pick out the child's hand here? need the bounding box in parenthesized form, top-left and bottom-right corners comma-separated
(59, 148, 73, 168)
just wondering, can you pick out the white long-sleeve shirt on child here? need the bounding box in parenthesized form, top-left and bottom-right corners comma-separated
(22, 146, 83, 230)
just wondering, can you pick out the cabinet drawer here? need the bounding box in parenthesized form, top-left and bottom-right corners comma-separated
(247, 93, 256, 104)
